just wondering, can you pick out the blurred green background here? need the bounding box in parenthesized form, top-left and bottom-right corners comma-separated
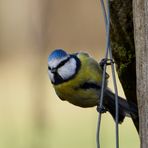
(0, 0, 139, 148)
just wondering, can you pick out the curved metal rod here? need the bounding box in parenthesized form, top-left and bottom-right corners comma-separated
(96, 0, 119, 148)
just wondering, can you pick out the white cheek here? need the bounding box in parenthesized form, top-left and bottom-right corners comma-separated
(48, 71, 55, 83)
(58, 58, 76, 80)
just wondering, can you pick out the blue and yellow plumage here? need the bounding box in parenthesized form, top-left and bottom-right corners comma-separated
(48, 49, 138, 123)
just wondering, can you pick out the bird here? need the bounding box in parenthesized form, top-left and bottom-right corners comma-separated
(48, 49, 138, 123)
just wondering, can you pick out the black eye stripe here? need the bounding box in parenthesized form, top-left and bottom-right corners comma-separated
(56, 57, 70, 69)
(48, 57, 70, 72)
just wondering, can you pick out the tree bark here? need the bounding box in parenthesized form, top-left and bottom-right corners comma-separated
(110, 0, 139, 132)
(133, 0, 148, 147)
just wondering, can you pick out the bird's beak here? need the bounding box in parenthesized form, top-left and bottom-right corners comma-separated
(51, 68, 57, 73)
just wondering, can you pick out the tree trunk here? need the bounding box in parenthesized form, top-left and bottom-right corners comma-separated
(133, 0, 148, 147)
(110, 0, 139, 132)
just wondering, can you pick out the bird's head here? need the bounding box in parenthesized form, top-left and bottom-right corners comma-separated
(48, 49, 80, 84)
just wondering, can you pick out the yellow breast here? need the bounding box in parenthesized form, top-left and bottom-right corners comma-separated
(54, 53, 103, 107)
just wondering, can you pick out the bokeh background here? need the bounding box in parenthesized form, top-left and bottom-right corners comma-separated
(0, 0, 139, 148)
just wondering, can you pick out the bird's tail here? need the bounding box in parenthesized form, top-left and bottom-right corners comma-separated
(104, 89, 138, 123)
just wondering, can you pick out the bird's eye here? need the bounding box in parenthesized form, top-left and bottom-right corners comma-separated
(48, 66, 51, 70)
(57, 57, 70, 69)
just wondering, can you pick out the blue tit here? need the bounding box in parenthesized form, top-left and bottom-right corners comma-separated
(48, 49, 138, 123)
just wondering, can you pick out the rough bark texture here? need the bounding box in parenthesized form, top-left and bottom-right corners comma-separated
(110, 0, 139, 132)
(133, 0, 148, 147)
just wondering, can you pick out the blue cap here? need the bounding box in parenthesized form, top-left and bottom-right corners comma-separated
(48, 49, 68, 61)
